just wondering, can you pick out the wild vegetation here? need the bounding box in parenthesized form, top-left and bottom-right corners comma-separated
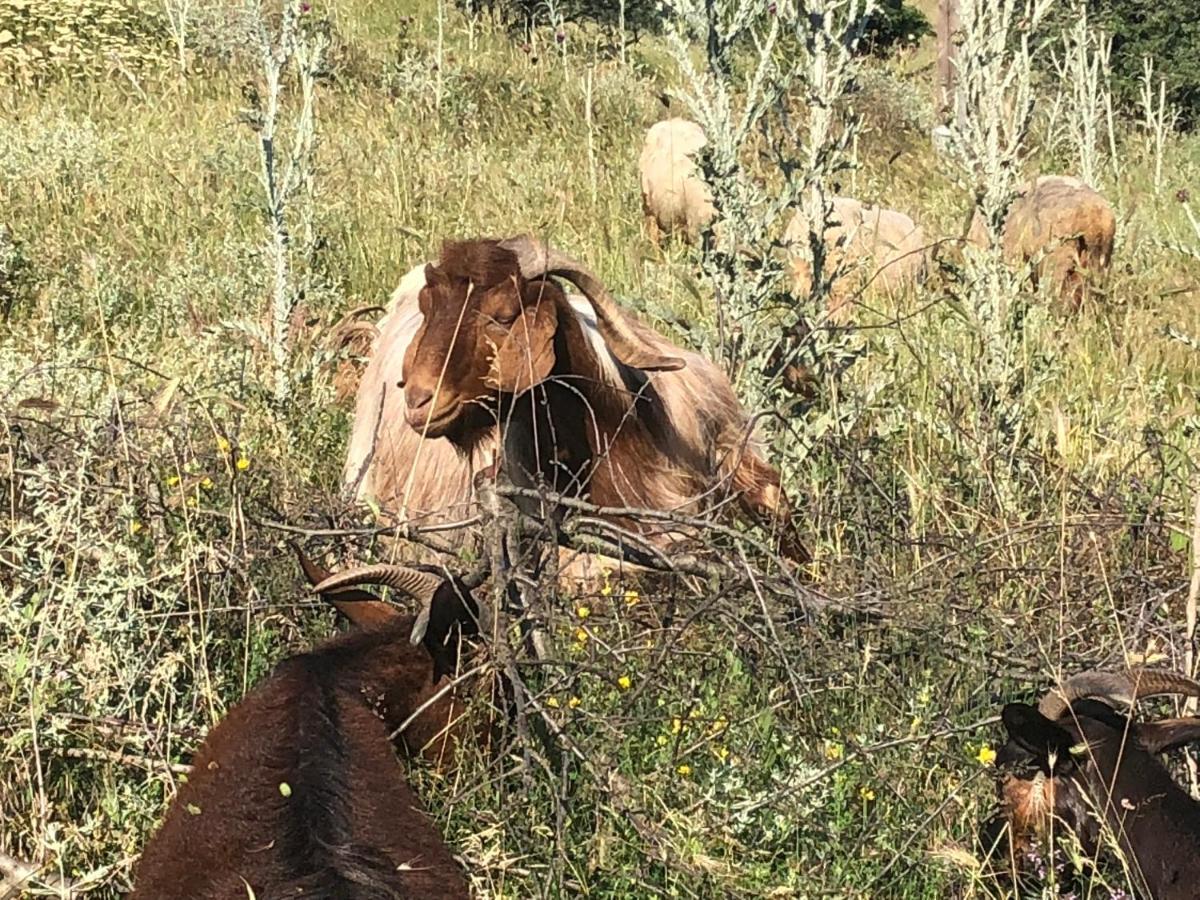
(1, 0, 1199, 897)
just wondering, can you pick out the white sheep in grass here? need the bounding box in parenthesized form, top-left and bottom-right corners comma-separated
(639, 118, 715, 244)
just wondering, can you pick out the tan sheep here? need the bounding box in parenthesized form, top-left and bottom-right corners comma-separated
(784, 197, 927, 319)
(639, 118, 715, 243)
(967, 174, 1116, 309)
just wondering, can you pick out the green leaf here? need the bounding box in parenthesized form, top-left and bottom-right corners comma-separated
(1170, 530, 1190, 554)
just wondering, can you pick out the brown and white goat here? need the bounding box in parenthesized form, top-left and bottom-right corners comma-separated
(130, 555, 479, 900)
(982, 669, 1200, 899)
(344, 235, 807, 565)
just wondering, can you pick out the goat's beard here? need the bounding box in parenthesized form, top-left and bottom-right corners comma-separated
(435, 400, 497, 455)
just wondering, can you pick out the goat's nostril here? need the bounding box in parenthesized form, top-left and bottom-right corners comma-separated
(406, 385, 433, 411)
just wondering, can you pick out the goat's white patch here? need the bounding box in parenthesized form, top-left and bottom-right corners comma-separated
(566, 295, 624, 389)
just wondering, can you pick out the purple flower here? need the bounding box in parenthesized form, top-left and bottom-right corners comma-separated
(555, 30, 565, 44)
(300, 1, 311, 11)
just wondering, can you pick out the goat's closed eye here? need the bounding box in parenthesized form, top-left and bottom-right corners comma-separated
(488, 308, 520, 327)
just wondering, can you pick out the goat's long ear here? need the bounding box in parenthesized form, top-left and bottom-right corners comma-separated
(423, 578, 482, 683)
(290, 543, 400, 629)
(1001, 703, 1077, 774)
(499, 235, 684, 372)
(1136, 716, 1200, 754)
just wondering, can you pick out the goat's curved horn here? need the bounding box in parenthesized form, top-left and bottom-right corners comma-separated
(1038, 669, 1200, 720)
(499, 234, 686, 373)
(312, 564, 442, 605)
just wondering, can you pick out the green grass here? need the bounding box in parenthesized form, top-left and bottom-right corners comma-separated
(2, 1, 1200, 897)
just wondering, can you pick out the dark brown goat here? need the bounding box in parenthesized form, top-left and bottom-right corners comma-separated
(345, 235, 806, 566)
(130, 553, 479, 900)
(982, 669, 1200, 899)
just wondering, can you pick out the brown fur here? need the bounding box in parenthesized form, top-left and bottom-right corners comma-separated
(967, 175, 1116, 310)
(131, 604, 473, 898)
(987, 699, 1200, 899)
(345, 239, 807, 566)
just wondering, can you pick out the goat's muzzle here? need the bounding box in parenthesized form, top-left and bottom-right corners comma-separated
(404, 386, 463, 437)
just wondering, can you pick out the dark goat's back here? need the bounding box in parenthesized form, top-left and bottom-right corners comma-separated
(131, 620, 471, 899)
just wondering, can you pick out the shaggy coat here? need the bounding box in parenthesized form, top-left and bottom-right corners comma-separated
(130, 579, 474, 899)
(345, 238, 805, 564)
(983, 674, 1200, 900)
(639, 118, 716, 243)
(968, 174, 1116, 309)
(784, 197, 927, 319)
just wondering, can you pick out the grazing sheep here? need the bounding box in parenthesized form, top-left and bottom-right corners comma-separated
(784, 197, 926, 319)
(980, 669, 1200, 899)
(344, 236, 807, 566)
(130, 554, 478, 900)
(639, 118, 715, 243)
(967, 174, 1116, 309)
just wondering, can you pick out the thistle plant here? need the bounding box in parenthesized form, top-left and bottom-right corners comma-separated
(662, 0, 875, 461)
(241, 0, 329, 404)
(1140, 56, 1179, 195)
(162, 0, 194, 74)
(1051, 2, 1117, 188)
(943, 0, 1058, 474)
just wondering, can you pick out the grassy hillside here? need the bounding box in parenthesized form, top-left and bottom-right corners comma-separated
(2, 1, 1199, 897)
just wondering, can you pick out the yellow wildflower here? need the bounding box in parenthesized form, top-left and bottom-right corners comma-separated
(129, 520, 144, 535)
(600, 582, 612, 597)
(546, 696, 560, 709)
(715, 746, 730, 762)
(199, 477, 214, 490)
(710, 716, 729, 734)
(824, 741, 844, 761)
(166, 475, 180, 487)
(574, 627, 589, 643)
(859, 786, 876, 802)
(216, 436, 230, 453)
(976, 744, 997, 766)
(676, 764, 692, 777)
(568, 696, 581, 709)
(235, 457, 250, 471)
(671, 717, 683, 734)
(575, 604, 591, 620)
(617, 675, 632, 691)
(624, 589, 639, 606)
(656, 735, 668, 746)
